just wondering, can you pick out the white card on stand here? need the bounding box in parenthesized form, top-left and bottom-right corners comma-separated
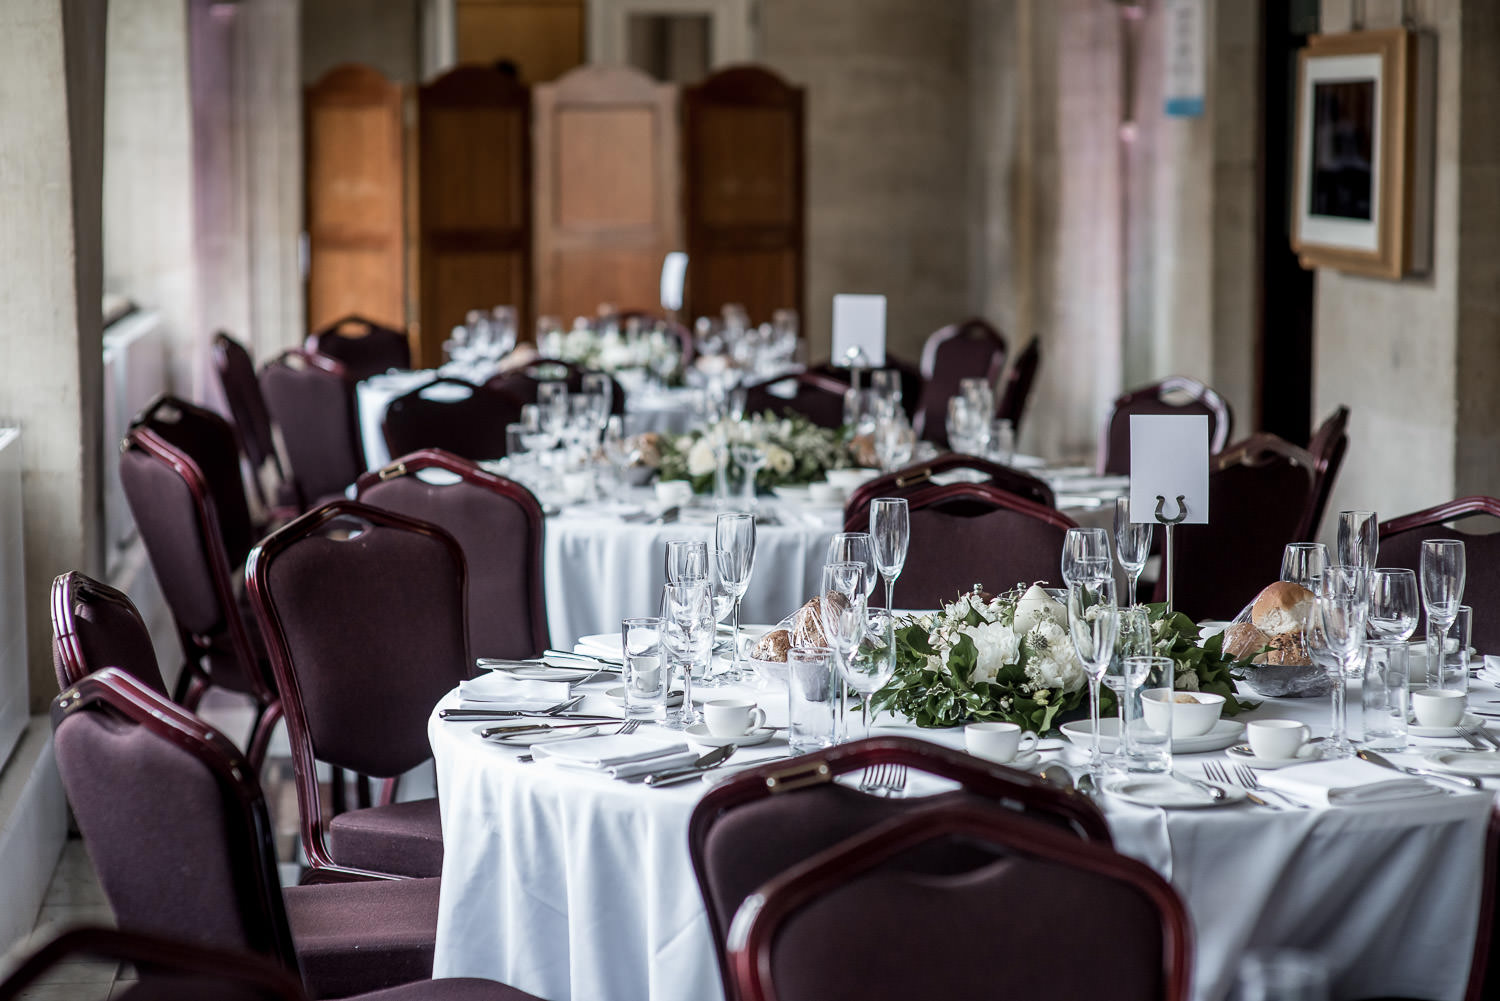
(831, 294, 886, 367)
(659, 252, 688, 312)
(1128, 415, 1209, 525)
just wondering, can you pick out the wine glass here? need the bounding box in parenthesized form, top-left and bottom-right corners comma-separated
(664, 539, 709, 585)
(1061, 527, 1112, 587)
(705, 550, 739, 670)
(1337, 510, 1379, 577)
(1068, 578, 1119, 777)
(826, 532, 878, 601)
(843, 608, 897, 739)
(869, 498, 910, 611)
(731, 444, 766, 512)
(1107, 605, 1152, 766)
(874, 417, 916, 472)
(1281, 543, 1329, 590)
(1421, 540, 1466, 690)
(715, 513, 757, 681)
(1113, 496, 1152, 605)
(1369, 568, 1419, 642)
(660, 580, 713, 729)
(820, 562, 869, 742)
(602, 416, 640, 489)
(1316, 565, 1371, 758)
(871, 369, 903, 415)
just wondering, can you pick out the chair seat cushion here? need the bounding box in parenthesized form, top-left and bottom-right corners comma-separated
(356, 978, 545, 1000)
(329, 797, 444, 878)
(283, 876, 441, 998)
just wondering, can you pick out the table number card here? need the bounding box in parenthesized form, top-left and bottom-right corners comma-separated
(1129, 414, 1209, 524)
(831, 294, 886, 367)
(659, 252, 688, 312)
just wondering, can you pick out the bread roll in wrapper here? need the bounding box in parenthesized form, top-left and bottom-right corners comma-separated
(1220, 580, 1332, 698)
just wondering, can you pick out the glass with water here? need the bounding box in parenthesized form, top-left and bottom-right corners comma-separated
(1122, 655, 1173, 773)
(786, 646, 837, 753)
(621, 617, 667, 719)
(1361, 641, 1409, 750)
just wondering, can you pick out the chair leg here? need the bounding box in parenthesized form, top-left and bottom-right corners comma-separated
(355, 774, 372, 810)
(179, 670, 209, 712)
(246, 700, 282, 773)
(330, 769, 348, 817)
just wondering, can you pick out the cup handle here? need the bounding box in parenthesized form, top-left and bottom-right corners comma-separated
(1018, 731, 1039, 753)
(747, 708, 766, 733)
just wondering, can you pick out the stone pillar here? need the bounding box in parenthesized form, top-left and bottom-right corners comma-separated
(0, 0, 108, 711)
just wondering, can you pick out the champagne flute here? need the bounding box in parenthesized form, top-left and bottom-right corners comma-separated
(869, 498, 910, 611)
(820, 562, 868, 742)
(1061, 527, 1111, 588)
(1068, 578, 1119, 777)
(826, 532, 878, 601)
(660, 580, 713, 729)
(1368, 568, 1419, 642)
(1281, 543, 1329, 590)
(842, 608, 897, 739)
(1336, 510, 1379, 577)
(1316, 565, 1370, 758)
(715, 513, 757, 681)
(1421, 540, 1466, 690)
(1113, 496, 1152, 606)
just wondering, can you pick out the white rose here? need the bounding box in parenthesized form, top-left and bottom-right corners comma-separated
(686, 440, 718, 477)
(1024, 620, 1087, 693)
(765, 444, 794, 474)
(969, 621, 1020, 684)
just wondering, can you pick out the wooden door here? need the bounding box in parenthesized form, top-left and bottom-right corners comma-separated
(416, 66, 531, 370)
(304, 65, 406, 335)
(683, 66, 804, 325)
(456, 0, 585, 84)
(534, 65, 681, 322)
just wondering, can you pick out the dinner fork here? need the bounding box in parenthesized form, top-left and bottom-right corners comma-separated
(1230, 763, 1309, 810)
(858, 762, 908, 797)
(518, 719, 641, 763)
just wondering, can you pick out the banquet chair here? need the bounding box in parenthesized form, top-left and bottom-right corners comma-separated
(214, 331, 298, 516)
(247, 501, 470, 880)
(1306, 405, 1350, 539)
(995, 335, 1041, 433)
(689, 736, 1109, 1001)
(1099, 376, 1233, 475)
(726, 802, 1190, 1001)
(844, 453, 1055, 518)
(743, 371, 850, 429)
(50, 570, 168, 696)
(1378, 496, 1500, 651)
(260, 349, 366, 507)
(51, 668, 539, 1001)
(810, 357, 923, 422)
(485, 362, 626, 416)
(849, 480, 1077, 607)
(381, 378, 526, 463)
(119, 401, 282, 769)
(913, 318, 1008, 446)
(355, 450, 549, 660)
(307, 314, 412, 382)
(1151, 433, 1319, 621)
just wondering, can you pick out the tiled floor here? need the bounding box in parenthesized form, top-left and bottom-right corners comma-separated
(0, 839, 125, 1000)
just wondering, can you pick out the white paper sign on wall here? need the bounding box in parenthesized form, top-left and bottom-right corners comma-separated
(1164, 0, 1205, 117)
(831, 294, 886, 367)
(1129, 414, 1209, 524)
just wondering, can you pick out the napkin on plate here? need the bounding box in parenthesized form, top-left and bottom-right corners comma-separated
(576, 634, 624, 660)
(457, 674, 571, 712)
(1257, 757, 1447, 807)
(531, 734, 698, 779)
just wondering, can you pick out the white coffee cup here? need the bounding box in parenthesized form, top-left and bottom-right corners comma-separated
(964, 722, 1039, 763)
(808, 482, 844, 506)
(703, 698, 766, 738)
(655, 480, 693, 507)
(1411, 689, 1467, 728)
(1246, 719, 1311, 760)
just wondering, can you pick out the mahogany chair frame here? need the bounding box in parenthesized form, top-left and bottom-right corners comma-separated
(50, 571, 167, 697)
(245, 500, 468, 881)
(354, 449, 550, 656)
(726, 802, 1191, 1001)
(259, 349, 366, 506)
(1306, 405, 1350, 539)
(843, 452, 1056, 518)
(1380, 495, 1500, 538)
(1213, 433, 1321, 541)
(688, 736, 1108, 1001)
(743, 371, 852, 428)
(306, 314, 411, 378)
(845, 478, 1077, 535)
(995, 336, 1040, 432)
(213, 331, 293, 516)
(1099, 375, 1233, 475)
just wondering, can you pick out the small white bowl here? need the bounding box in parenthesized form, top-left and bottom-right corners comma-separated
(1142, 689, 1226, 738)
(655, 480, 694, 506)
(807, 482, 845, 506)
(825, 468, 879, 491)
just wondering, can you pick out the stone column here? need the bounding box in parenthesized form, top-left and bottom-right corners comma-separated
(0, 0, 108, 711)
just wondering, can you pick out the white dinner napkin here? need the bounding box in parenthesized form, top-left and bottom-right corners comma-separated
(1257, 757, 1446, 807)
(457, 674, 571, 712)
(576, 634, 624, 660)
(531, 734, 698, 779)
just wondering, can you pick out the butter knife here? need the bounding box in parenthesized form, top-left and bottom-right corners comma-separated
(643, 744, 736, 787)
(1357, 749, 1483, 791)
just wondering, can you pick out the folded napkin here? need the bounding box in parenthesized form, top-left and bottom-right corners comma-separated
(1257, 757, 1446, 807)
(576, 634, 624, 660)
(457, 674, 571, 712)
(532, 734, 698, 779)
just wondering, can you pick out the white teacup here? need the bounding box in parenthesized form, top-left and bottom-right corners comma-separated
(703, 698, 766, 738)
(654, 480, 693, 507)
(807, 482, 844, 506)
(1411, 689, 1467, 728)
(964, 722, 1039, 763)
(1246, 719, 1311, 760)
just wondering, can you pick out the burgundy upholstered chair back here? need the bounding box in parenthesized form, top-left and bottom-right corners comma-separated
(355, 450, 549, 659)
(381, 378, 526, 463)
(844, 453, 1055, 517)
(743, 372, 849, 429)
(259, 350, 364, 506)
(52, 669, 298, 973)
(1152, 434, 1319, 621)
(995, 336, 1041, 432)
(914, 319, 1007, 445)
(1100, 376, 1233, 475)
(485, 364, 626, 417)
(50, 571, 167, 697)
(212, 333, 282, 490)
(1378, 497, 1500, 650)
(727, 803, 1189, 1001)
(689, 737, 1109, 1001)
(1306, 405, 1350, 539)
(306, 315, 411, 381)
(868, 481, 1076, 608)
(809, 359, 923, 423)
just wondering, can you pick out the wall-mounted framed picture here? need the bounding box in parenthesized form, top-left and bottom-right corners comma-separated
(1291, 27, 1434, 279)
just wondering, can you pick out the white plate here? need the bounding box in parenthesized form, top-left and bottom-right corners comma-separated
(1226, 742, 1324, 769)
(602, 685, 684, 708)
(475, 724, 600, 746)
(684, 723, 775, 748)
(771, 485, 810, 502)
(1408, 713, 1491, 739)
(1424, 749, 1500, 776)
(975, 750, 1041, 771)
(1060, 717, 1245, 754)
(503, 665, 598, 682)
(1102, 775, 1246, 809)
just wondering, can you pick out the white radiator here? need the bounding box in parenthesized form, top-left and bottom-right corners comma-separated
(0, 428, 26, 769)
(103, 310, 167, 568)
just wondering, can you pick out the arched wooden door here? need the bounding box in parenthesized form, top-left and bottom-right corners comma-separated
(683, 66, 804, 324)
(416, 66, 532, 369)
(533, 65, 681, 322)
(304, 64, 407, 335)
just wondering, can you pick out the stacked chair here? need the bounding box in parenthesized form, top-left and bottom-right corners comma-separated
(213, 331, 298, 517)
(260, 349, 366, 508)
(307, 315, 412, 381)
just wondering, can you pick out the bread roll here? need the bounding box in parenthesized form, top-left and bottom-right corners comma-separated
(791, 597, 829, 649)
(1223, 622, 1270, 660)
(751, 629, 792, 663)
(1250, 581, 1315, 636)
(1262, 631, 1312, 666)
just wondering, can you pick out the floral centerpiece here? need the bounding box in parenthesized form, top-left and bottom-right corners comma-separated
(866, 584, 1253, 734)
(538, 324, 681, 381)
(652, 412, 869, 492)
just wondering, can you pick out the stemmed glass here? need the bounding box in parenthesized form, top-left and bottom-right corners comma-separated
(1113, 496, 1152, 605)
(602, 416, 640, 490)
(842, 608, 897, 739)
(1336, 510, 1379, 577)
(664, 539, 709, 585)
(1316, 565, 1371, 758)
(826, 532, 878, 602)
(869, 498, 910, 611)
(715, 513, 757, 681)
(660, 580, 713, 730)
(1368, 568, 1419, 642)
(1061, 527, 1112, 587)
(1107, 605, 1152, 767)
(820, 562, 868, 742)
(1068, 578, 1119, 777)
(731, 444, 766, 512)
(1281, 543, 1329, 589)
(874, 417, 916, 472)
(1421, 540, 1467, 690)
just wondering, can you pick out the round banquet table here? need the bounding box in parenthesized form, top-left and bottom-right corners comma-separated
(429, 665, 1496, 1001)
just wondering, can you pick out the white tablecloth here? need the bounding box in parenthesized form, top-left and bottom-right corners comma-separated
(430, 671, 1496, 1001)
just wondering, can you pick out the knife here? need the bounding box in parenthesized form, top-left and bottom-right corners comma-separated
(1357, 749, 1483, 791)
(543, 649, 624, 668)
(643, 744, 736, 787)
(440, 709, 620, 722)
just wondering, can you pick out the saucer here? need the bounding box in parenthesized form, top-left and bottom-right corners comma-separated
(602, 686, 684, 707)
(973, 750, 1041, 771)
(1101, 775, 1246, 809)
(1226, 742, 1323, 769)
(684, 723, 774, 748)
(475, 724, 599, 746)
(1424, 749, 1500, 776)
(1060, 717, 1244, 754)
(500, 665, 598, 682)
(1408, 713, 1490, 738)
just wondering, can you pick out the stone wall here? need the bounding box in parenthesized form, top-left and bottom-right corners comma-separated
(303, 0, 423, 84)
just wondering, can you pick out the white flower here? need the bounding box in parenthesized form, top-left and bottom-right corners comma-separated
(765, 444, 794, 474)
(1013, 584, 1066, 633)
(1175, 671, 1200, 692)
(968, 621, 1020, 684)
(686, 440, 718, 477)
(1023, 620, 1087, 694)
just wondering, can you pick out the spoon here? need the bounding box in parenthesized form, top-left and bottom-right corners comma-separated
(1038, 764, 1073, 789)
